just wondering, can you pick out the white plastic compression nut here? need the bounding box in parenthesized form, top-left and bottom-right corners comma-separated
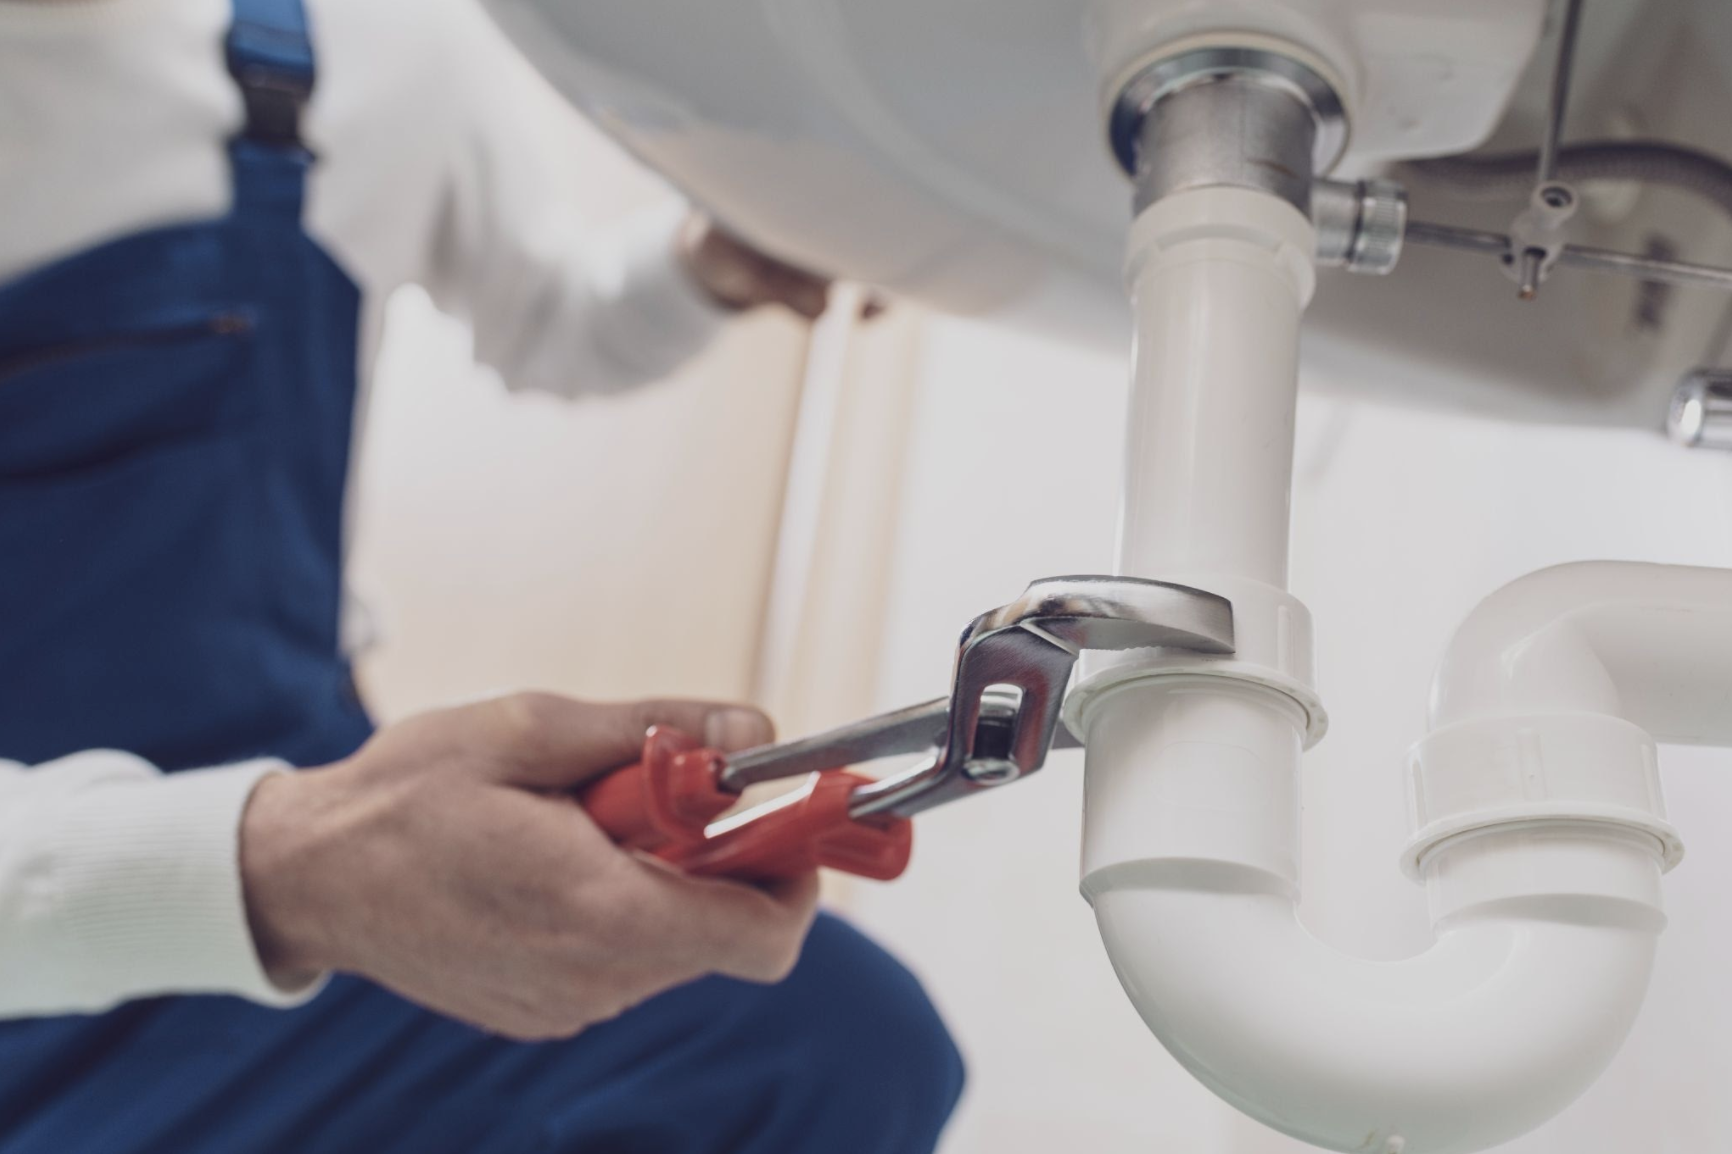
(1407, 559, 1730, 882)
(1072, 181, 1693, 1154)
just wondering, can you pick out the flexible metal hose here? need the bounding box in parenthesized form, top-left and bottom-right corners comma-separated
(1410, 141, 1732, 224)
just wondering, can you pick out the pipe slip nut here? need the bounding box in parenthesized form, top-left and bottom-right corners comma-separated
(1402, 711, 1684, 882)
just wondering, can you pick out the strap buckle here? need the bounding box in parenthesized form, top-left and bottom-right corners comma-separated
(225, 1, 316, 150)
(231, 61, 312, 149)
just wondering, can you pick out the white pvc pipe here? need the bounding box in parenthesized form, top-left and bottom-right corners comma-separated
(1430, 560, 1732, 743)
(1074, 185, 1327, 744)
(1116, 187, 1312, 589)
(1080, 188, 1678, 1154)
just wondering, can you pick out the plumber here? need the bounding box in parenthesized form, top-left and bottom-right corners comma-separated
(0, 0, 962, 1149)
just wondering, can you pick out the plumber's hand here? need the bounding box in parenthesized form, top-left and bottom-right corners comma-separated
(239, 693, 818, 1040)
(679, 210, 886, 321)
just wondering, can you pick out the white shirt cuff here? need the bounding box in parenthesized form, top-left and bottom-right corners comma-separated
(43, 759, 327, 1012)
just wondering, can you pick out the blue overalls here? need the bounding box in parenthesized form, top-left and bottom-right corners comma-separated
(0, 0, 963, 1148)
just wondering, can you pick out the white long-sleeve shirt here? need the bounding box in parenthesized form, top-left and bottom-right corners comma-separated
(0, 0, 729, 1015)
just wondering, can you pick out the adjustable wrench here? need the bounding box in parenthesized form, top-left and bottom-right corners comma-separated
(578, 575, 1234, 881)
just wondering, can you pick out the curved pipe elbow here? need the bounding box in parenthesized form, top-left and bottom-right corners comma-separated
(1090, 880, 1660, 1154)
(1431, 560, 1732, 742)
(1078, 677, 1669, 1153)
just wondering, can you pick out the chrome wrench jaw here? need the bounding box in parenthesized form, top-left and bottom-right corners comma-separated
(706, 575, 1234, 821)
(845, 625, 1076, 819)
(967, 575, 1236, 656)
(850, 576, 1235, 820)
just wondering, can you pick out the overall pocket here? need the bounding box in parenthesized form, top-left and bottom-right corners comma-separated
(0, 310, 257, 481)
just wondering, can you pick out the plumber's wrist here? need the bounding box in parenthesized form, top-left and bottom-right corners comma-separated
(239, 767, 353, 986)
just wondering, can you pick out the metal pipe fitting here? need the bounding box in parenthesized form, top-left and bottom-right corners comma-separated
(1668, 368, 1732, 449)
(1507, 181, 1580, 299)
(1110, 46, 1348, 216)
(1312, 178, 1408, 274)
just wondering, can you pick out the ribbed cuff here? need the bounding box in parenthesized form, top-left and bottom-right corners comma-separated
(592, 202, 731, 386)
(48, 761, 328, 1008)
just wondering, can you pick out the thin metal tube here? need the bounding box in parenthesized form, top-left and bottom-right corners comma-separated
(1403, 220, 1509, 255)
(1411, 142, 1732, 224)
(1405, 219, 1732, 292)
(1537, 0, 1586, 185)
(1559, 244, 1732, 290)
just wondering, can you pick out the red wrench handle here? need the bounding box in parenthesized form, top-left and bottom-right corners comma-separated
(576, 726, 913, 883)
(577, 727, 734, 852)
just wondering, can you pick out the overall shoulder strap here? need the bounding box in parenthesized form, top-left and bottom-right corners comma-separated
(225, 0, 316, 217)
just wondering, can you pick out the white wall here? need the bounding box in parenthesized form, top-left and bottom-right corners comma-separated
(846, 316, 1732, 1154)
